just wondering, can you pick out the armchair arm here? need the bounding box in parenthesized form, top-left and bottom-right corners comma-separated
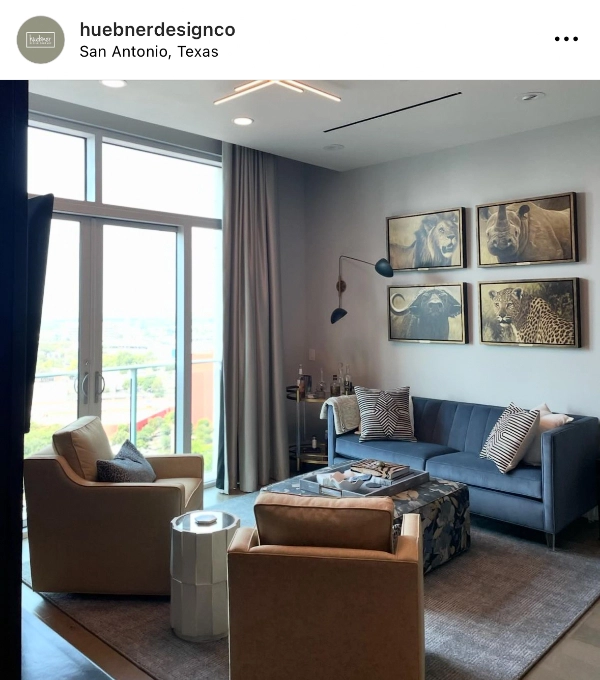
(146, 453, 203, 480)
(228, 527, 258, 554)
(25, 454, 187, 520)
(541, 416, 599, 534)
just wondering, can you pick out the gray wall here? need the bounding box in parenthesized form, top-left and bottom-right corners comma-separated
(303, 115, 600, 426)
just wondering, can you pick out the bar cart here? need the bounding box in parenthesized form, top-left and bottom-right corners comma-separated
(286, 386, 328, 471)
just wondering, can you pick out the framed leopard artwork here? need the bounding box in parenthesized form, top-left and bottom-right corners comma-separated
(478, 278, 581, 348)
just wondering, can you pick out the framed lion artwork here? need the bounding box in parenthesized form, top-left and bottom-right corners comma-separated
(386, 207, 466, 271)
(477, 192, 578, 267)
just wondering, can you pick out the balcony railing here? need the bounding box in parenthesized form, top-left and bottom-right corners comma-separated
(32, 358, 220, 448)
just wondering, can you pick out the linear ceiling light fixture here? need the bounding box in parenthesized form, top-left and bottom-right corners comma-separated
(323, 91, 462, 132)
(214, 80, 340, 105)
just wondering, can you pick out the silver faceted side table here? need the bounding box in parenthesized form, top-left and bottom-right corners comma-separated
(170, 510, 240, 641)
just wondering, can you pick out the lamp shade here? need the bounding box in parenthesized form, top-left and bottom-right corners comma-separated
(330, 307, 348, 324)
(374, 258, 394, 277)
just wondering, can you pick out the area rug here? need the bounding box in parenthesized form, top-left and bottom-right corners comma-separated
(25, 495, 600, 680)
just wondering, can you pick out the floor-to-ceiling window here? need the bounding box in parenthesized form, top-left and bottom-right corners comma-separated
(25, 118, 222, 483)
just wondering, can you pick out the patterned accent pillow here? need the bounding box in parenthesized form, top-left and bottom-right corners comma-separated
(354, 386, 416, 443)
(480, 403, 540, 474)
(97, 440, 157, 483)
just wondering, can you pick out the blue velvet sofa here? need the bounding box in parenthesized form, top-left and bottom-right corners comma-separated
(327, 397, 599, 546)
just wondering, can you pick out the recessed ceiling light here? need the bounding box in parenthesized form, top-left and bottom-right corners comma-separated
(323, 144, 345, 151)
(517, 92, 546, 102)
(100, 80, 127, 88)
(233, 117, 254, 126)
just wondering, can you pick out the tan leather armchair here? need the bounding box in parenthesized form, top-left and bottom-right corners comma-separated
(23, 416, 203, 596)
(227, 493, 425, 680)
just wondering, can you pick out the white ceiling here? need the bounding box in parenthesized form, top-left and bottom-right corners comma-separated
(29, 80, 600, 171)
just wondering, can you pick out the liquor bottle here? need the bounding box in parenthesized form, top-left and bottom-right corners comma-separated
(297, 363, 305, 398)
(344, 365, 353, 395)
(318, 368, 326, 393)
(330, 374, 341, 397)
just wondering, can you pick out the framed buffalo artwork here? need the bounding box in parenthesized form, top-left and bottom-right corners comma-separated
(477, 192, 577, 267)
(479, 278, 581, 348)
(387, 208, 466, 271)
(388, 283, 468, 344)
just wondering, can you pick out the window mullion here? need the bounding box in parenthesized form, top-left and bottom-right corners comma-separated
(175, 225, 192, 453)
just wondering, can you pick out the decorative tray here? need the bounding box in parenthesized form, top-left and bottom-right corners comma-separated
(299, 462, 429, 498)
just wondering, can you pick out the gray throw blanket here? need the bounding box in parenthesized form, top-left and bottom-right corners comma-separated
(320, 395, 360, 435)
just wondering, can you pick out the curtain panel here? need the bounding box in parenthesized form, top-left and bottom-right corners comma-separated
(217, 143, 288, 492)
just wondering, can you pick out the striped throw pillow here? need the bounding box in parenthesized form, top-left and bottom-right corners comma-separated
(480, 403, 540, 473)
(354, 386, 416, 443)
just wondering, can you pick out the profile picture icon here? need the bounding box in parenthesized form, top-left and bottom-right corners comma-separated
(17, 16, 65, 63)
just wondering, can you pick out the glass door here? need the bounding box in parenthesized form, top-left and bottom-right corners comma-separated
(101, 223, 177, 454)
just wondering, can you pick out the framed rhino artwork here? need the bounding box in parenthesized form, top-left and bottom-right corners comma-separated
(388, 283, 468, 344)
(478, 278, 581, 348)
(477, 192, 578, 267)
(387, 207, 466, 271)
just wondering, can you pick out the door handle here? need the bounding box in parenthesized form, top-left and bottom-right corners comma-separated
(94, 371, 105, 403)
(81, 372, 89, 405)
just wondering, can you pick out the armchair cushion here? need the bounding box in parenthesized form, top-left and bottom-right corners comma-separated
(96, 440, 156, 483)
(52, 416, 113, 481)
(254, 492, 394, 553)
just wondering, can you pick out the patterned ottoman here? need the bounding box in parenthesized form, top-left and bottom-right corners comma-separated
(262, 474, 470, 574)
(391, 478, 470, 573)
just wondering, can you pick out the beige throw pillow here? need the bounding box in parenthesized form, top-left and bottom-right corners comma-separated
(523, 403, 574, 466)
(52, 416, 113, 481)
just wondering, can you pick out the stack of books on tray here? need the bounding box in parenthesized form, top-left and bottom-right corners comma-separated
(350, 459, 411, 486)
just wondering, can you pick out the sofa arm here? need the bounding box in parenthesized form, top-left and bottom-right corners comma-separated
(541, 416, 599, 534)
(327, 405, 336, 465)
(146, 453, 203, 480)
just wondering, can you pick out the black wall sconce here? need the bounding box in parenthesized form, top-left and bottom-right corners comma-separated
(331, 255, 394, 324)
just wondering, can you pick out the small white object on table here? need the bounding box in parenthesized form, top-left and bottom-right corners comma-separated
(170, 510, 240, 642)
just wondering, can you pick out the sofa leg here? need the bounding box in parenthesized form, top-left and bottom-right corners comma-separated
(545, 533, 556, 551)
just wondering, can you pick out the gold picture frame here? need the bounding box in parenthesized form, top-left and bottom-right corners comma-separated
(477, 192, 578, 267)
(478, 278, 581, 348)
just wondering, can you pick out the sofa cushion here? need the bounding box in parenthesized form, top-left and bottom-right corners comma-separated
(254, 492, 394, 553)
(426, 451, 542, 499)
(52, 416, 113, 481)
(335, 432, 456, 469)
(412, 397, 505, 451)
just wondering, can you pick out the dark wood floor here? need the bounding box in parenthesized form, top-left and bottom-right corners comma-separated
(22, 608, 112, 680)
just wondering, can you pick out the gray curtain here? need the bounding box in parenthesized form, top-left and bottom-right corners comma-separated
(217, 143, 288, 493)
